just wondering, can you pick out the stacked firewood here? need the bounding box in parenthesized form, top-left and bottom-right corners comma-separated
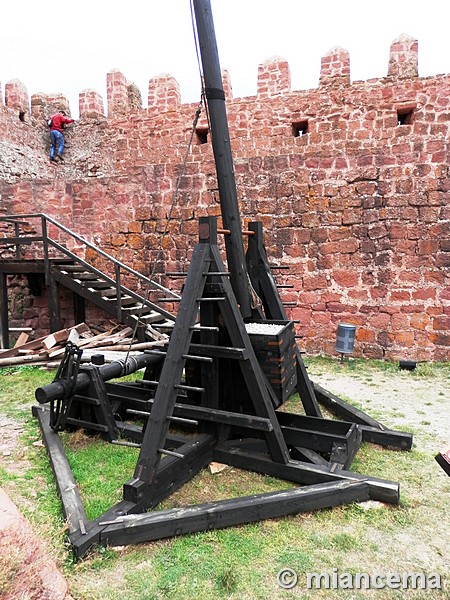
(0, 322, 168, 368)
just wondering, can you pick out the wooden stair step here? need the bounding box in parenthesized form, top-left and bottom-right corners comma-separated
(56, 265, 89, 272)
(72, 273, 101, 281)
(86, 281, 113, 290)
(98, 289, 120, 298)
(136, 312, 172, 324)
(127, 313, 168, 325)
(103, 296, 137, 307)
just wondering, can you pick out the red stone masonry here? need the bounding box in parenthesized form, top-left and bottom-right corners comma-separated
(0, 34, 449, 361)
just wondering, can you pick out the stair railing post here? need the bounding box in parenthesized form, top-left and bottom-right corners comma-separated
(42, 214, 62, 331)
(115, 263, 122, 320)
(14, 222, 21, 259)
(42, 215, 50, 286)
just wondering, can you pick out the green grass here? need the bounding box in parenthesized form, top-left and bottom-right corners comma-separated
(0, 361, 449, 599)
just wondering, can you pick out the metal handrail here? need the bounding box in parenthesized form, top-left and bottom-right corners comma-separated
(0, 213, 180, 321)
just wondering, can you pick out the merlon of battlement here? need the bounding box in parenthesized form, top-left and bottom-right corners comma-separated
(388, 34, 418, 79)
(320, 47, 351, 86)
(0, 34, 424, 119)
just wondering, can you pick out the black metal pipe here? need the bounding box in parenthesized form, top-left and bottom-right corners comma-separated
(35, 352, 162, 404)
(192, 0, 252, 318)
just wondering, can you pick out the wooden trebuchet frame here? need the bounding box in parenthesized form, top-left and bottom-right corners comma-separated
(32, 0, 412, 558)
(34, 216, 412, 558)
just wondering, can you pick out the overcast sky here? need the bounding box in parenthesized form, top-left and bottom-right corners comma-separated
(1, 1, 449, 119)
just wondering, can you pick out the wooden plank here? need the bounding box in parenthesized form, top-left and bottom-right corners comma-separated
(0, 354, 49, 366)
(32, 406, 88, 534)
(43, 323, 90, 350)
(280, 424, 352, 454)
(116, 395, 275, 432)
(188, 343, 248, 360)
(100, 480, 371, 548)
(89, 341, 165, 352)
(14, 332, 29, 347)
(295, 348, 323, 417)
(48, 275, 62, 332)
(48, 327, 134, 358)
(0, 260, 47, 274)
(0, 323, 90, 359)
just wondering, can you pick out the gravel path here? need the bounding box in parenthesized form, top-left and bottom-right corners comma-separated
(309, 369, 450, 452)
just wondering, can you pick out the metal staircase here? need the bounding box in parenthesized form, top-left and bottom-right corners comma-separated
(0, 214, 177, 347)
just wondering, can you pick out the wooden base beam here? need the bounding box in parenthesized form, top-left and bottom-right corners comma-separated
(99, 480, 370, 548)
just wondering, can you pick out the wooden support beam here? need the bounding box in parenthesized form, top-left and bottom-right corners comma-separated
(32, 406, 88, 534)
(99, 480, 371, 548)
(48, 275, 62, 332)
(124, 434, 215, 504)
(295, 349, 322, 417)
(213, 444, 399, 504)
(131, 243, 213, 485)
(114, 393, 275, 432)
(0, 273, 9, 349)
(245, 221, 322, 417)
(210, 245, 290, 465)
(359, 425, 413, 450)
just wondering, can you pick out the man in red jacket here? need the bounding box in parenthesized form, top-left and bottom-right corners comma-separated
(49, 110, 75, 162)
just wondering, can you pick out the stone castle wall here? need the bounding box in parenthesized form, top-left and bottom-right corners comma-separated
(0, 34, 449, 361)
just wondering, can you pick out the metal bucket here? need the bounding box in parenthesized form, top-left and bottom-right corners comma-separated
(336, 323, 357, 354)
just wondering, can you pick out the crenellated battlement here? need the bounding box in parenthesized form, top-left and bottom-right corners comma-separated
(1, 34, 420, 119)
(1, 33, 449, 362)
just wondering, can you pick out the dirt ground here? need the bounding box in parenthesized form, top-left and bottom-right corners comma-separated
(0, 366, 449, 599)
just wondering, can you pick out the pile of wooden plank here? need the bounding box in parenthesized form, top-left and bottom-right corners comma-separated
(0, 323, 168, 369)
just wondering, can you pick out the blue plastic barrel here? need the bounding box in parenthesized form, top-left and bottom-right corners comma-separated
(336, 323, 357, 354)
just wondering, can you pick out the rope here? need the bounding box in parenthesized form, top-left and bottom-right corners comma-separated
(124, 99, 204, 361)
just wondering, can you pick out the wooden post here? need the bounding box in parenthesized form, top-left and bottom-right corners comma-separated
(0, 273, 9, 349)
(48, 276, 62, 332)
(192, 0, 253, 319)
(73, 292, 86, 325)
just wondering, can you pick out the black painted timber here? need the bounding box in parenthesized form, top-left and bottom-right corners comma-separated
(123, 434, 215, 504)
(213, 444, 400, 504)
(69, 499, 135, 558)
(100, 480, 370, 547)
(32, 406, 88, 534)
(131, 242, 212, 485)
(192, 0, 253, 318)
(210, 245, 291, 464)
(35, 352, 163, 403)
(359, 425, 413, 450)
(0, 273, 8, 349)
